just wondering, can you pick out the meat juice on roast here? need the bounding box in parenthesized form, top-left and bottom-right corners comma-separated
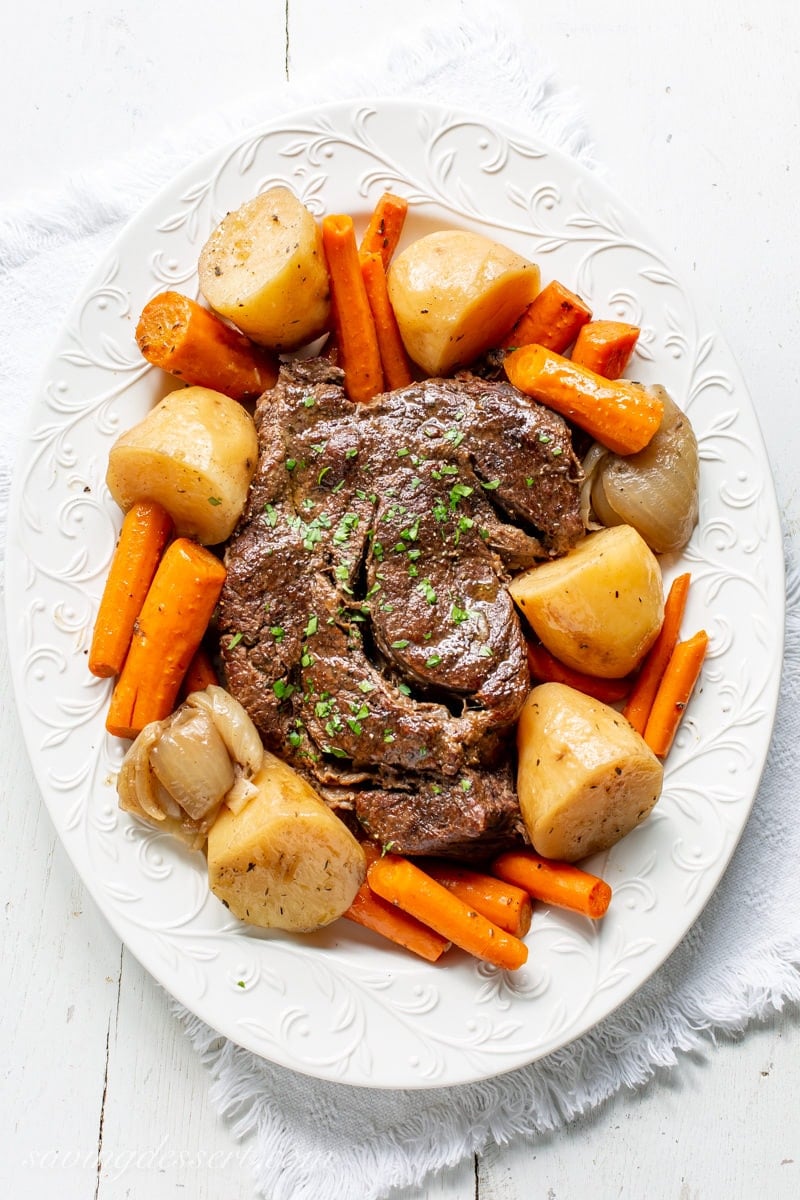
(219, 359, 584, 859)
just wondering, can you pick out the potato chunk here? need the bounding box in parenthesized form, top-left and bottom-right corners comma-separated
(198, 186, 331, 351)
(508, 525, 664, 678)
(387, 230, 540, 375)
(207, 752, 366, 932)
(517, 683, 663, 861)
(106, 386, 257, 545)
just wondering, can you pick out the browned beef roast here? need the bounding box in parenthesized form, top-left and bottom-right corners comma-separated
(218, 358, 584, 858)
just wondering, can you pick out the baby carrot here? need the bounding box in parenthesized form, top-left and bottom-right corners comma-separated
(135, 291, 278, 401)
(504, 343, 664, 455)
(322, 214, 384, 403)
(624, 573, 692, 734)
(360, 250, 414, 389)
(492, 850, 612, 919)
(367, 854, 528, 970)
(526, 640, 633, 705)
(643, 629, 709, 757)
(359, 192, 409, 268)
(345, 846, 450, 963)
(421, 861, 532, 938)
(88, 500, 173, 678)
(106, 538, 227, 740)
(502, 280, 591, 352)
(570, 320, 640, 379)
(180, 643, 220, 698)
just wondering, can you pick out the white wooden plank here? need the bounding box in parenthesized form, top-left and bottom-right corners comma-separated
(478, 1012, 800, 1198)
(1, 592, 121, 1198)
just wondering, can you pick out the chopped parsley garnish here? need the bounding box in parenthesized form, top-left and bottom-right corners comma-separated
(285, 458, 297, 471)
(481, 479, 500, 491)
(425, 653, 442, 667)
(273, 679, 295, 700)
(227, 631, 243, 649)
(269, 625, 285, 642)
(450, 602, 471, 625)
(417, 578, 437, 605)
(391, 639, 410, 649)
(449, 481, 473, 509)
(208, 496, 222, 506)
(263, 503, 277, 526)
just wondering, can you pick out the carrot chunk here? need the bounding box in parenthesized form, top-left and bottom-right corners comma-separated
(322, 214, 384, 403)
(492, 850, 612, 919)
(526, 641, 633, 705)
(106, 538, 227, 740)
(502, 280, 591, 352)
(360, 250, 414, 390)
(570, 320, 640, 379)
(643, 630, 709, 757)
(624, 573, 692, 735)
(180, 643, 220, 698)
(421, 861, 532, 938)
(504, 343, 663, 455)
(359, 192, 409, 268)
(88, 501, 173, 678)
(135, 291, 278, 401)
(367, 854, 528, 970)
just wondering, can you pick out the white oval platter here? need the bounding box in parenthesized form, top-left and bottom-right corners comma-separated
(5, 100, 784, 1089)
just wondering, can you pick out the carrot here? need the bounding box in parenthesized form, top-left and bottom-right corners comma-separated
(643, 629, 709, 757)
(492, 850, 612, 920)
(501, 280, 591, 352)
(322, 214, 384, 403)
(359, 250, 414, 390)
(504, 343, 664, 455)
(88, 501, 173, 679)
(359, 192, 409, 269)
(180, 643, 220, 697)
(570, 320, 640, 379)
(106, 538, 227, 740)
(421, 861, 532, 938)
(344, 847, 450, 962)
(624, 573, 692, 734)
(344, 885, 451, 962)
(135, 291, 278, 401)
(526, 640, 633, 705)
(367, 854, 528, 970)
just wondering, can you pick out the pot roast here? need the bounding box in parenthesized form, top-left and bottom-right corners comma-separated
(218, 359, 584, 859)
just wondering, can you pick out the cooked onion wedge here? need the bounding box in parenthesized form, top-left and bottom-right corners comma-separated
(587, 386, 699, 554)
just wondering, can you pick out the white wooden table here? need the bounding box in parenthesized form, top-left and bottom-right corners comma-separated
(2, 2, 799, 1196)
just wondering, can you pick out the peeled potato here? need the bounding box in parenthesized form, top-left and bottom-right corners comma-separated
(508, 525, 664, 678)
(198, 186, 330, 351)
(106, 386, 257, 545)
(207, 752, 366, 932)
(516, 682, 663, 861)
(387, 230, 540, 375)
